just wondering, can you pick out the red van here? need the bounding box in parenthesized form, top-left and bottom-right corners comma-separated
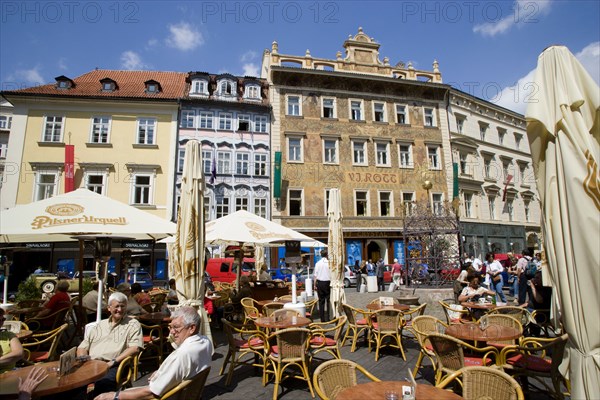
(205, 257, 255, 283)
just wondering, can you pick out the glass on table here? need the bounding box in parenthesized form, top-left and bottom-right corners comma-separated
(385, 390, 399, 400)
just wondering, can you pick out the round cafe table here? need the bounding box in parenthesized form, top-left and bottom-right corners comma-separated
(254, 315, 311, 330)
(0, 360, 108, 398)
(460, 301, 497, 311)
(366, 303, 410, 312)
(445, 323, 521, 344)
(7, 306, 45, 321)
(336, 380, 463, 399)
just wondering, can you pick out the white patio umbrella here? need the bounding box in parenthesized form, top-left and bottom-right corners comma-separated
(327, 188, 345, 318)
(526, 45, 600, 399)
(168, 140, 211, 342)
(254, 245, 266, 277)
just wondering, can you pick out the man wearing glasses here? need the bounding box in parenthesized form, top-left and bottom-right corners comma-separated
(95, 306, 213, 400)
(78, 291, 143, 397)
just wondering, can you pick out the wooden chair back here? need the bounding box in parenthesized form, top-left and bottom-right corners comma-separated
(159, 366, 211, 400)
(437, 366, 524, 400)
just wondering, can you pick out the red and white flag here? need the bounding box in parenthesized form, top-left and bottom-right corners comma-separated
(502, 174, 513, 202)
(64, 145, 75, 192)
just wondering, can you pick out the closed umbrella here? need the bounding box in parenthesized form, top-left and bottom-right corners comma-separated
(168, 140, 211, 342)
(255, 245, 266, 278)
(526, 45, 600, 399)
(327, 188, 345, 318)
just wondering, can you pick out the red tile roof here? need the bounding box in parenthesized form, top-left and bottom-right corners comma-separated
(3, 69, 187, 100)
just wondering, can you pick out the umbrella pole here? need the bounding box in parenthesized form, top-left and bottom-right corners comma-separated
(236, 243, 243, 291)
(77, 239, 85, 336)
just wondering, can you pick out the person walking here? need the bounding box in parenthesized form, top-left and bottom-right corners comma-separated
(391, 258, 403, 288)
(516, 249, 533, 305)
(313, 249, 331, 322)
(354, 260, 362, 292)
(485, 253, 507, 303)
(375, 258, 385, 291)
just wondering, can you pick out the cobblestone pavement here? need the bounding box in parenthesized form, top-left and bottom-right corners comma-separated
(134, 286, 561, 399)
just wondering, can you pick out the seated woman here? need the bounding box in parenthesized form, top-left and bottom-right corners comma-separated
(258, 269, 271, 282)
(131, 283, 151, 307)
(458, 275, 497, 320)
(0, 308, 23, 373)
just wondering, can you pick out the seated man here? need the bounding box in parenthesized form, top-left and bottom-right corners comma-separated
(36, 280, 71, 328)
(131, 283, 151, 307)
(77, 292, 143, 397)
(116, 283, 147, 316)
(94, 306, 213, 400)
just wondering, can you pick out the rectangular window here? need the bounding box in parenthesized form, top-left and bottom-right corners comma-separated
(324, 189, 331, 215)
(489, 196, 496, 220)
(86, 174, 105, 195)
(178, 148, 185, 173)
(423, 107, 436, 127)
(235, 197, 249, 211)
(254, 197, 267, 218)
(0, 116, 12, 129)
(375, 142, 390, 166)
(464, 193, 473, 218)
(219, 113, 233, 130)
(515, 133, 522, 150)
(498, 128, 506, 145)
(202, 150, 212, 174)
(379, 191, 392, 217)
(459, 153, 468, 175)
(398, 144, 413, 168)
(216, 196, 230, 218)
(246, 85, 260, 99)
(355, 190, 369, 216)
(217, 151, 231, 174)
(322, 98, 335, 118)
(432, 193, 443, 215)
(524, 201, 531, 222)
(484, 158, 492, 179)
(507, 199, 514, 221)
(289, 189, 303, 216)
(237, 114, 251, 132)
(35, 173, 57, 200)
(133, 175, 151, 205)
(287, 95, 301, 116)
(137, 118, 156, 145)
(323, 139, 338, 164)
(373, 102, 386, 122)
(199, 112, 213, 129)
(204, 195, 210, 220)
(43, 116, 63, 142)
(254, 153, 267, 176)
(403, 192, 415, 216)
(91, 116, 110, 143)
(456, 117, 464, 134)
(180, 110, 195, 128)
(236, 152, 250, 175)
(350, 100, 363, 121)
(396, 104, 408, 124)
(255, 115, 268, 133)
(352, 141, 366, 165)
(428, 145, 441, 170)
(288, 137, 303, 162)
(479, 123, 488, 141)
(503, 162, 510, 180)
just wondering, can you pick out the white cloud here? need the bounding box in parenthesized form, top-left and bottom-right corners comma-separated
(147, 38, 158, 48)
(120, 51, 150, 70)
(165, 22, 203, 51)
(493, 42, 600, 114)
(474, 0, 552, 37)
(7, 66, 44, 86)
(241, 50, 257, 63)
(242, 63, 259, 77)
(57, 58, 68, 71)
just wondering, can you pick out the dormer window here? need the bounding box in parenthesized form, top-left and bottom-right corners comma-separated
(219, 80, 235, 96)
(100, 78, 117, 92)
(144, 80, 161, 94)
(55, 75, 74, 90)
(244, 84, 261, 99)
(190, 79, 208, 95)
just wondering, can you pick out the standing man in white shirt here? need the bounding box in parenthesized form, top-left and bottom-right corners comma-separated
(313, 249, 331, 322)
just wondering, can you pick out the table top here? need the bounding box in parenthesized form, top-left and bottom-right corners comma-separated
(8, 306, 45, 316)
(366, 303, 410, 311)
(254, 315, 311, 330)
(336, 380, 463, 399)
(445, 323, 521, 342)
(0, 360, 108, 398)
(461, 301, 497, 310)
(137, 312, 171, 324)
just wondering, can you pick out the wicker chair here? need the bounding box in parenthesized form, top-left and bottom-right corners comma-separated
(278, 295, 293, 301)
(427, 333, 500, 385)
(305, 298, 318, 320)
(159, 366, 211, 400)
(264, 327, 314, 400)
(529, 308, 558, 337)
(411, 316, 447, 378)
(368, 309, 406, 361)
(401, 303, 428, 336)
(136, 322, 164, 379)
(488, 306, 532, 328)
(478, 314, 523, 348)
(439, 300, 472, 324)
(220, 319, 269, 386)
(24, 306, 71, 332)
(240, 297, 261, 324)
(262, 302, 284, 317)
(272, 309, 302, 319)
(313, 359, 380, 400)
(308, 315, 347, 361)
(436, 366, 524, 400)
(499, 334, 570, 399)
(22, 323, 68, 363)
(116, 354, 136, 390)
(340, 303, 370, 352)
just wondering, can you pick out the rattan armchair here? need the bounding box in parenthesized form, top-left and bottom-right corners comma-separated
(277, 295, 293, 301)
(241, 297, 261, 324)
(427, 333, 500, 385)
(436, 366, 524, 400)
(401, 303, 427, 337)
(305, 298, 318, 320)
(368, 309, 406, 361)
(24, 306, 71, 332)
(220, 318, 269, 386)
(308, 315, 347, 361)
(262, 302, 284, 317)
(313, 359, 380, 400)
(499, 334, 570, 399)
(488, 306, 532, 327)
(340, 303, 370, 352)
(411, 316, 447, 378)
(439, 300, 472, 324)
(264, 327, 314, 400)
(116, 354, 136, 390)
(22, 323, 68, 363)
(159, 366, 211, 400)
(136, 322, 164, 379)
(478, 314, 523, 348)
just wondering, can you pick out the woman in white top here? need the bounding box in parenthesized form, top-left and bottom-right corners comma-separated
(485, 253, 507, 302)
(459, 275, 496, 303)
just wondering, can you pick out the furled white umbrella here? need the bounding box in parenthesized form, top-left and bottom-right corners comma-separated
(254, 245, 266, 277)
(168, 140, 211, 342)
(526, 45, 600, 399)
(327, 188, 345, 318)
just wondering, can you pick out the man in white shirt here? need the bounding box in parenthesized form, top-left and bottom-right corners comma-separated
(95, 306, 213, 400)
(313, 249, 331, 322)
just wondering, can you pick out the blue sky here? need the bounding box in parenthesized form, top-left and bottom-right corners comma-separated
(1, 0, 598, 114)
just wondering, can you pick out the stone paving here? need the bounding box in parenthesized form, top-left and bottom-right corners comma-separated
(134, 286, 560, 399)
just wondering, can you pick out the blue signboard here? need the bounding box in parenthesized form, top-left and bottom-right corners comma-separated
(346, 240, 362, 267)
(393, 240, 405, 265)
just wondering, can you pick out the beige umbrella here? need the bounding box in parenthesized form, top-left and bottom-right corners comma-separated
(327, 188, 346, 318)
(168, 140, 211, 343)
(526, 45, 600, 399)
